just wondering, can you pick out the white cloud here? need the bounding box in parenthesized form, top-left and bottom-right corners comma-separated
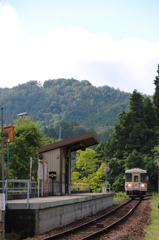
(0, 3, 158, 95)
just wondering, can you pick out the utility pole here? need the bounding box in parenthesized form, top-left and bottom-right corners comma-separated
(6, 112, 27, 179)
(157, 158, 159, 194)
(103, 158, 110, 194)
(1, 108, 6, 240)
(105, 158, 107, 193)
(59, 125, 61, 141)
(30, 157, 32, 194)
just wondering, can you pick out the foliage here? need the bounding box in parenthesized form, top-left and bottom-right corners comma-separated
(153, 64, 159, 121)
(88, 163, 108, 192)
(71, 171, 81, 182)
(72, 149, 109, 192)
(95, 142, 105, 168)
(71, 182, 89, 191)
(43, 121, 98, 141)
(76, 149, 98, 178)
(113, 192, 128, 203)
(7, 116, 52, 179)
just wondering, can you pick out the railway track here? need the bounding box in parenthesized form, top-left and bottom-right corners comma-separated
(42, 198, 141, 240)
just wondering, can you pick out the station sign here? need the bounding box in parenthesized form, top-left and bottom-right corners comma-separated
(39, 162, 43, 180)
(49, 171, 56, 178)
(3, 125, 14, 143)
(103, 164, 110, 172)
(0, 194, 5, 210)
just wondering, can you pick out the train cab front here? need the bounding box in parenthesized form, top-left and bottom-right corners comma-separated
(124, 168, 148, 199)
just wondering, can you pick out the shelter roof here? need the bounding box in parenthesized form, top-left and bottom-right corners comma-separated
(38, 132, 98, 153)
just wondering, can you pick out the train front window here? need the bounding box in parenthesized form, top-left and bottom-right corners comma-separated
(141, 173, 147, 182)
(134, 175, 138, 182)
(125, 173, 132, 181)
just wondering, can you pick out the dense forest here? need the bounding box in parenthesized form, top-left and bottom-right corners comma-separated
(0, 78, 130, 142)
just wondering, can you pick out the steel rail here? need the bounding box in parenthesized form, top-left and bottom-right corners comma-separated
(81, 198, 141, 240)
(42, 198, 132, 240)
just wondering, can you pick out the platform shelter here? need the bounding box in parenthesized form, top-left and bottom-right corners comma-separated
(38, 132, 98, 196)
(5, 133, 115, 239)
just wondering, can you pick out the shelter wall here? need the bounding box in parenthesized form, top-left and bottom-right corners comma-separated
(40, 147, 70, 195)
(43, 148, 60, 182)
(42, 148, 61, 195)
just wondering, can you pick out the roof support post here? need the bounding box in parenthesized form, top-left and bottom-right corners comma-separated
(60, 148, 63, 196)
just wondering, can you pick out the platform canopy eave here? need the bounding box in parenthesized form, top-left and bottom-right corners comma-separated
(38, 132, 99, 154)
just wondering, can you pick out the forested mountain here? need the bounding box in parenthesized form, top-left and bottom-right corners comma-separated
(0, 78, 130, 142)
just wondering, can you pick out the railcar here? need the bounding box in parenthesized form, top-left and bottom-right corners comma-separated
(124, 168, 148, 199)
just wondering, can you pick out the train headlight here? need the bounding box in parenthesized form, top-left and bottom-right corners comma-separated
(141, 183, 145, 188)
(127, 183, 131, 187)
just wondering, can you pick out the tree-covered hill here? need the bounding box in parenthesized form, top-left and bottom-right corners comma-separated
(0, 78, 130, 141)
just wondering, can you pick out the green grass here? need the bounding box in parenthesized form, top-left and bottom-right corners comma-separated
(144, 193, 159, 240)
(71, 182, 89, 191)
(113, 191, 128, 203)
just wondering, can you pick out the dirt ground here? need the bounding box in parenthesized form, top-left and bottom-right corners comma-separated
(99, 198, 151, 239)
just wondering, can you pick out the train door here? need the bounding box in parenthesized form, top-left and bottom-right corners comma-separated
(133, 172, 140, 190)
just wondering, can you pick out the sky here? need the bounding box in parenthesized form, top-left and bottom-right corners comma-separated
(0, 0, 159, 95)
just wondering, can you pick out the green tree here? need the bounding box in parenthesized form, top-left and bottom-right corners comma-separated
(72, 149, 110, 192)
(126, 90, 147, 154)
(153, 64, 159, 121)
(71, 171, 81, 182)
(88, 163, 108, 192)
(76, 148, 97, 178)
(124, 150, 144, 169)
(8, 116, 52, 179)
(107, 158, 125, 192)
(95, 142, 105, 168)
(142, 97, 158, 153)
(143, 154, 157, 192)
(105, 90, 157, 159)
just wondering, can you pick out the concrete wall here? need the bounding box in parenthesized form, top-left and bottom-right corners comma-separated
(5, 194, 113, 239)
(6, 209, 39, 240)
(38, 194, 113, 234)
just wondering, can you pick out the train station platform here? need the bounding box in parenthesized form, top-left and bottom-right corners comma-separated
(5, 192, 114, 239)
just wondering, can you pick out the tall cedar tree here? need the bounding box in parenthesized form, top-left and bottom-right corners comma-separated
(153, 64, 159, 122)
